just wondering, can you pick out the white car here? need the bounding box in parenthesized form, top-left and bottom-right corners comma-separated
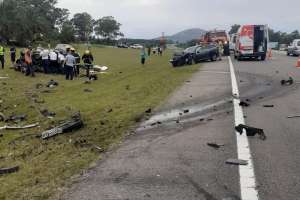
(130, 44, 144, 49)
(287, 39, 300, 56)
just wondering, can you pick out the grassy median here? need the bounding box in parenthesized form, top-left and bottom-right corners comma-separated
(0, 45, 199, 200)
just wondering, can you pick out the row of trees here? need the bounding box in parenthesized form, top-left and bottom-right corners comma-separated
(0, 0, 123, 46)
(229, 24, 300, 44)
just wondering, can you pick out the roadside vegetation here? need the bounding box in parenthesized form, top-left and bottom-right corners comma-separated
(0, 45, 199, 199)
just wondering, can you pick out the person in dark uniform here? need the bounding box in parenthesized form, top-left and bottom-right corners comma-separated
(10, 46, 16, 66)
(82, 50, 94, 78)
(0, 44, 5, 69)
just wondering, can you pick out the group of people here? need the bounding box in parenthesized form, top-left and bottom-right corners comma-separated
(0, 43, 94, 80)
(140, 46, 164, 65)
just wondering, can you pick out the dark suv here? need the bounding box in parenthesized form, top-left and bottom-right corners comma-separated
(170, 45, 219, 67)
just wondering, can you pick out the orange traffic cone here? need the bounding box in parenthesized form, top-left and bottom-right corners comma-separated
(296, 57, 300, 68)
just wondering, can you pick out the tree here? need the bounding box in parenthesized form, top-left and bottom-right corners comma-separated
(229, 24, 241, 35)
(94, 16, 123, 41)
(71, 12, 94, 41)
(0, 0, 69, 45)
(59, 20, 75, 43)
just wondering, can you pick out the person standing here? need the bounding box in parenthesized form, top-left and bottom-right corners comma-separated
(40, 48, 50, 74)
(140, 47, 147, 65)
(147, 46, 151, 57)
(25, 47, 35, 77)
(82, 50, 94, 78)
(49, 50, 58, 74)
(0, 44, 5, 69)
(64, 49, 76, 80)
(71, 48, 81, 77)
(10, 46, 16, 66)
(218, 41, 224, 61)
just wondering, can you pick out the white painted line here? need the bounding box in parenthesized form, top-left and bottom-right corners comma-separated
(228, 56, 259, 200)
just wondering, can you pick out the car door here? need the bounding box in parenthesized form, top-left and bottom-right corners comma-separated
(195, 46, 205, 61)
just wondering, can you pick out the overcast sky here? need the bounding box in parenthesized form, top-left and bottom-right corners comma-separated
(57, 0, 300, 39)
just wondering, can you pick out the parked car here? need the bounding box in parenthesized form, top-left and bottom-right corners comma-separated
(234, 25, 269, 60)
(170, 45, 219, 67)
(117, 44, 129, 48)
(55, 44, 74, 55)
(130, 44, 143, 49)
(287, 39, 300, 56)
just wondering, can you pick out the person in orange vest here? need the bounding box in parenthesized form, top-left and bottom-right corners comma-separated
(25, 47, 35, 77)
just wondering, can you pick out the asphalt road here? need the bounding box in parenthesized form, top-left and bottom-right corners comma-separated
(63, 52, 300, 200)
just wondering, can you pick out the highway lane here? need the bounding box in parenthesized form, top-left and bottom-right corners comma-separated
(232, 53, 300, 200)
(63, 53, 300, 200)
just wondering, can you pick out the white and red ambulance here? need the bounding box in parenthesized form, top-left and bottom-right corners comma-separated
(234, 25, 269, 61)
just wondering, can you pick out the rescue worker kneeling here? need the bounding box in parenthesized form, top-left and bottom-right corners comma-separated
(64, 49, 76, 80)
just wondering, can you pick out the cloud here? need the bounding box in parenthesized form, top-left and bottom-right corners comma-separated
(57, 0, 300, 39)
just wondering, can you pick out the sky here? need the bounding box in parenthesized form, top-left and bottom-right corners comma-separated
(57, 0, 300, 39)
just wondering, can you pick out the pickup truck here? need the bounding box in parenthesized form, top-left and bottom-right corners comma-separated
(287, 39, 300, 56)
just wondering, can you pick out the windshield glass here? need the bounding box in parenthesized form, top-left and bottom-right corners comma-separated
(184, 46, 197, 53)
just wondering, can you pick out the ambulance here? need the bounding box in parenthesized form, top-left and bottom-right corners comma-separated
(234, 25, 269, 60)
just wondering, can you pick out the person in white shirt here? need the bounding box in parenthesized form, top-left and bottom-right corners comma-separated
(40, 49, 50, 74)
(49, 50, 58, 73)
(64, 49, 76, 80)
(58, 52, 65, 74)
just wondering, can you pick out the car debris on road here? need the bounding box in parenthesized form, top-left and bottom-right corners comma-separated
(281, 77, 294, 86)
(207, 142, 225, 149)
(235, 124, 266, 140)
(263, 105, 275, 108)
(239, 101, 250, 107)
(226, 159, 248, 166)
(287, 115, 300, 119)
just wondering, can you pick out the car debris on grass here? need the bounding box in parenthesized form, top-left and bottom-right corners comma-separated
(0, 166, 20, 175)
(0, 123, 39, 131)
(41, 113, 83, 140)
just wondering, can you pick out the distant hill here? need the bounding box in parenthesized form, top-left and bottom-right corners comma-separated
(156, 28, 207, 43)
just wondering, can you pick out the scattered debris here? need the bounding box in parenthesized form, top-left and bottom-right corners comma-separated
(235, 124, 266, 140)
(199, 118, 205, 122)
(91, 145, 103, 153)
(0, 76, 9, 79)
(151, 121, 162, 126)
(84, 80, 92, 84)
(125, 85, 130, 90)
(34, 98, 45, 104)
(239, 101, 250, 107)
(83, 88, 93, 93)
(107, 108, 113, 113)
(0, 166, 19, 175)
(207, 143, 224, 149)
(263, 105, 274, 108)
(0, 123, 39, 131)
(145, 108, 152, 114)
(40, 109, 56, 118)
(35, 83, 43, 89)
(0, 112, 5, 121)
(207, 118, 213, 121)
(226, 159, 248, 166)
(93, 65, 109, 72)
(46, 80, 59, 88)
(281, 77, 294, 86)
(41, 89, 52, 93)
(287, 115, 300, 119)
(6, 114, 27, 123)
(41, 113, 83, 139)
(183, 109, 189, 114)
(245, 99, 251, 102)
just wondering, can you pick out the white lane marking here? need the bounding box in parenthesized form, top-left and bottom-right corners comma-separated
(228, 56, 260, 200)
(200, 70, 230, 74)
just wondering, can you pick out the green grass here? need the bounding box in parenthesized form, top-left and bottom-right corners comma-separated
(0, 45, 199, 200)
